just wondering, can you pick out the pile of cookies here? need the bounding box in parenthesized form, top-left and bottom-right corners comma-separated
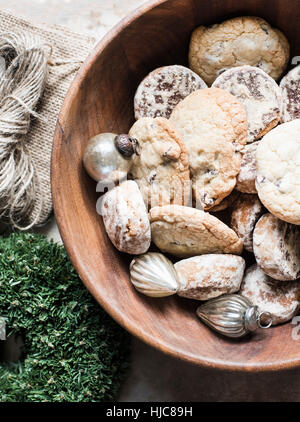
(84, 16, 300, 332)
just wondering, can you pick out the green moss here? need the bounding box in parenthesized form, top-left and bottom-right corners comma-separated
(0, 232, 130, 402)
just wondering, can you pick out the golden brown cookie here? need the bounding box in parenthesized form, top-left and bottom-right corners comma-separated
(240, 264, 300, 325)
(170, 88, 247, 210)
(129, 117, 190, 209)
(253, 213, 300, 281)
(101, 181, 151, 254)
(134, 65, 207, 119)
(149, 205, 243, 258)
(175, 254, 245, 300)
(189, 16, 289, 85)
(230, 194, 264, 252)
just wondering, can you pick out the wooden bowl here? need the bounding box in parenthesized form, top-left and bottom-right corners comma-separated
(52, 0, 300, 371)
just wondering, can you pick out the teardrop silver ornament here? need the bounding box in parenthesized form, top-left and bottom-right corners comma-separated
(196, 294, 273, 338)
(130, 253, 179, 297)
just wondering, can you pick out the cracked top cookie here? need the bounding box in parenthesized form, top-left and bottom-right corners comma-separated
(170, 87, 247, 210)
(253, 213, 300, 281)
(149, 205, 243, 258)
(255, 120, 300, 225)
(189, 16, 290, 86)
(230, 194, 264, 252)
(236, 141, 259, 193)
(212, 66, 282, 143)
(101, 181, 151, 255)
(175, 254, 245, 301)
(240, 264, 300, 325)
(129, 117, 190, 209)
(280, 64, 300, 122)
(134, 65, 207, 119)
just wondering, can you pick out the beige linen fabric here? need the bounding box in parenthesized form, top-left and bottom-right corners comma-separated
(0, 10, 95, 228)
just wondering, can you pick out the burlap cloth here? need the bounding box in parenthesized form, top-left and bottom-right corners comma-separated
(0, 10, 96, 227)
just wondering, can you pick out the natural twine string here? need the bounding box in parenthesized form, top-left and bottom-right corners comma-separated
(0, 31, 49, 230)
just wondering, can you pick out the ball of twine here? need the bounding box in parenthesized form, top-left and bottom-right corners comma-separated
(0, 31, 49, 230)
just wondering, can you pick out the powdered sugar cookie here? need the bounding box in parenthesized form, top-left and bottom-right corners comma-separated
(170, 88, 247, 210)
(236, 141, 259, 193)
(175, 254, 245, 300)
(149, 205, 243, 258)
(240, 264, 300, 325)
(280, 64, 300, 122)
(253, 213, 300, 281)
(230, 194, 264, 252)
(101, 181, 151, 254)
(129, 117, 190, 208)
(134, 65, 207, 120)
(212, 66, 282, 143)
(255, 120, 300, 225)
(189, 16, 289, 85)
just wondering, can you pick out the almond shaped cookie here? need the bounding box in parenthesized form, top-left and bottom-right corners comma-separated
(189, 16, 290, 85)
(212, 66, 282, 143)
(170, 88, 247, 210)
(129, 117, 190, 209)
(240, 264, 300, 325)
(149, 205, 243, 258)
(253, 213, 300, 281)
(175, 254, 245, 300)
(236, 141, 259, 193)
(255, 120, 300, 225)
(134, 65, 207, 120)
(101, 180, 151, 254)
(230, 194, 264, 252)
(280, 64, 300, 122)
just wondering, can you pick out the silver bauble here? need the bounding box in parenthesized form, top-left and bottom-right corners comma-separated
(83, 133, 132, 182)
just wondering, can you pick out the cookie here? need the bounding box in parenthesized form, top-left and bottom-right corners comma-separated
(280, 64, 300, 122)
(236, 141, 259, 193)
(240, 264, 300, 325)
(253, 213, 300, 281)
(128, 117, 190, 208)
(170, 88, 248, 210)
(149, 205, 243, 258)
(189, 16, 290, 85)
(210, 190, 240, 213)
(212, 66, 282, 143)
(255, 120, 300, 225)
(101, 181, 151, 254)
(230, 194, 264, 252)
(175, 254, 245, 300)
(134, 65, 207, 120)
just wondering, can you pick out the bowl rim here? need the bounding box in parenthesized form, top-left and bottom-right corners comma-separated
(51, 0, 300, 372)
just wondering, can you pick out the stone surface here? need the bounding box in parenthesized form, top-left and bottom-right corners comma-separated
(0, 0, 146, 39)
(2, 0, 300, 403)
(119, 339, 300, 402)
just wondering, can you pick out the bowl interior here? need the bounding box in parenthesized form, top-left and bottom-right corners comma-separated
(52, 0, 300, 371)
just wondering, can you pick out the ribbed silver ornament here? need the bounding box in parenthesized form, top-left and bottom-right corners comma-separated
(130, 252, 179, 298)
(196, 294, 272, 338)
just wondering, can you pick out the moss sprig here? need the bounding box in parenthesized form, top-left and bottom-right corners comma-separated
(0, 232, 130, 402)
